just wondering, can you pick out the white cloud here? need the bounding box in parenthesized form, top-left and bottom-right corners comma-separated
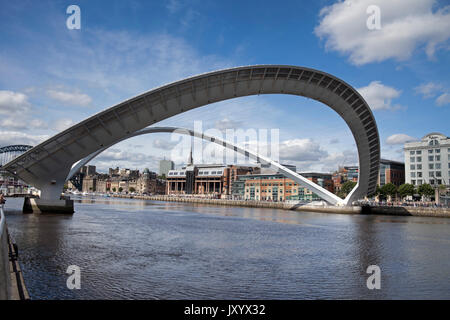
(357, 81, 402, 110)
(42, 31, 232, 103)
(281, 148, 358, 173)
(386, 133, 418, 145)
(47, 89, 92, 107)
(279, 138, 328, 162)
(53, 118, 74, 131)
(0, 117, 47, 130)
(415, 81, 450, 106)
(415, 82, 443, 98)
(436, 92, 450, 106)
(0, 90, 30, 115)
(315, 0, 450, 65)
(214, 118, 243, 131)
(91, 148, 159, 172)
(0, 131, 49, 146)
(152, 138, 179, 150)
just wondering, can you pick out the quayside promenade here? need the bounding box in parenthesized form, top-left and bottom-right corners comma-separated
(109, 195, 450, 218)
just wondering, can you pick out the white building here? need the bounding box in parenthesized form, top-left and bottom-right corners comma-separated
(404, 133, 450, 187)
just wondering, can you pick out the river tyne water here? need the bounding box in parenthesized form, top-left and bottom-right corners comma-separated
(3, 196, 450, 300)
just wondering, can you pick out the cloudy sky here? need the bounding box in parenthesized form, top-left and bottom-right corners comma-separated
(0, 0, 449, 173)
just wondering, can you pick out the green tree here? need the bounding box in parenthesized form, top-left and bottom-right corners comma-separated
(129, 187, 136, 193)
(112, 187, 116, 192)
(417, 183, 434, 199)
(338, 181, 357, 199)
(118, 187, 123, 193)
(398, 183, 415, 199)
(380, 183, 397, 200)
(375, 184, 382, 196)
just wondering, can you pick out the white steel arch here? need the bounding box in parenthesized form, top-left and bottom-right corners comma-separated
(2, 65, 380, 205)
(67, 126, 345, 205)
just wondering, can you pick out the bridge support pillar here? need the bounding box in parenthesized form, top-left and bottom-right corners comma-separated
(23, 197, 74, 214)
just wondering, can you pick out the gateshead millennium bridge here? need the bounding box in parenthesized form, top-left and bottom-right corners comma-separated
(1, 65, 380, 211)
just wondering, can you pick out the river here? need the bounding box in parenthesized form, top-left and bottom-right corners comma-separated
(4, 196, 450, 299)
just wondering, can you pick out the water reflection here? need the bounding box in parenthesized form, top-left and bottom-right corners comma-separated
(4, 197, 450, 300)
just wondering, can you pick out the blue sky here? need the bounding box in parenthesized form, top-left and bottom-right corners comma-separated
(0, 0, 449, 173)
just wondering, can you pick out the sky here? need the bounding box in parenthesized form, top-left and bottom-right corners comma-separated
(0, 0, 449, 174)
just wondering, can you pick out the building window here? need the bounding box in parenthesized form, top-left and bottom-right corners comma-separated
(416, 150, 422, 155)
(428, 156, 434, 161)
(437, 179, 442, 185)
(411, 172, 416, 178)
(417, 180, 422, 185)
(428, 149, 433, 153)
(436, 163, 441, 169)
(436, 172, 442, 177)
(429, 163, 434, 169)
(430, 179, 435, 185)
(436, 149, 440, 153)
(429, 172, 434, 177)
(417, 164, 422, 170)
(429, 140, 439, 146)
(436, 155, 440, 161)
(416, 156, 422, 162)
(417, 172, 422, 178)
(411, 180, 416, 185)
(410, 157, 415, 162)
(410, 164, 415, 170)
(410, 151, 415, 155)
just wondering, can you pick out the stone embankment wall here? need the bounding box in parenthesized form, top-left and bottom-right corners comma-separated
(112, 195, 450, 218)
(0, 206, 11, 300)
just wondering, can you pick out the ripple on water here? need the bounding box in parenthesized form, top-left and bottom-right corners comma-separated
(3, 197, 450, 299)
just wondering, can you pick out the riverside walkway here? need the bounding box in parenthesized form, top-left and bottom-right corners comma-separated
(0, 205, 30, 300)
(110, 195, 450, 218)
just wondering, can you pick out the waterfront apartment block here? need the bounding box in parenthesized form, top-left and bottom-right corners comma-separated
(404, 133, 450, 187)
(332, 166, 358, 194)
(79, 167, 165, 195)
(238, 172, 334, 202)
(378, 159, 405, 187)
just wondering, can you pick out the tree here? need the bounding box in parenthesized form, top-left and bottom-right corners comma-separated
(398, 183, 415, 200)
(129, 187, 136, 193)
(380, 183, 397, 200)
(375, 184, 382, 196)
(338, 181, 357, 199)
(417, 184, 434, 200)
(112, 187, 116, 192)
(438, 184, 446, 194)
(118, 187, 123, 193)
